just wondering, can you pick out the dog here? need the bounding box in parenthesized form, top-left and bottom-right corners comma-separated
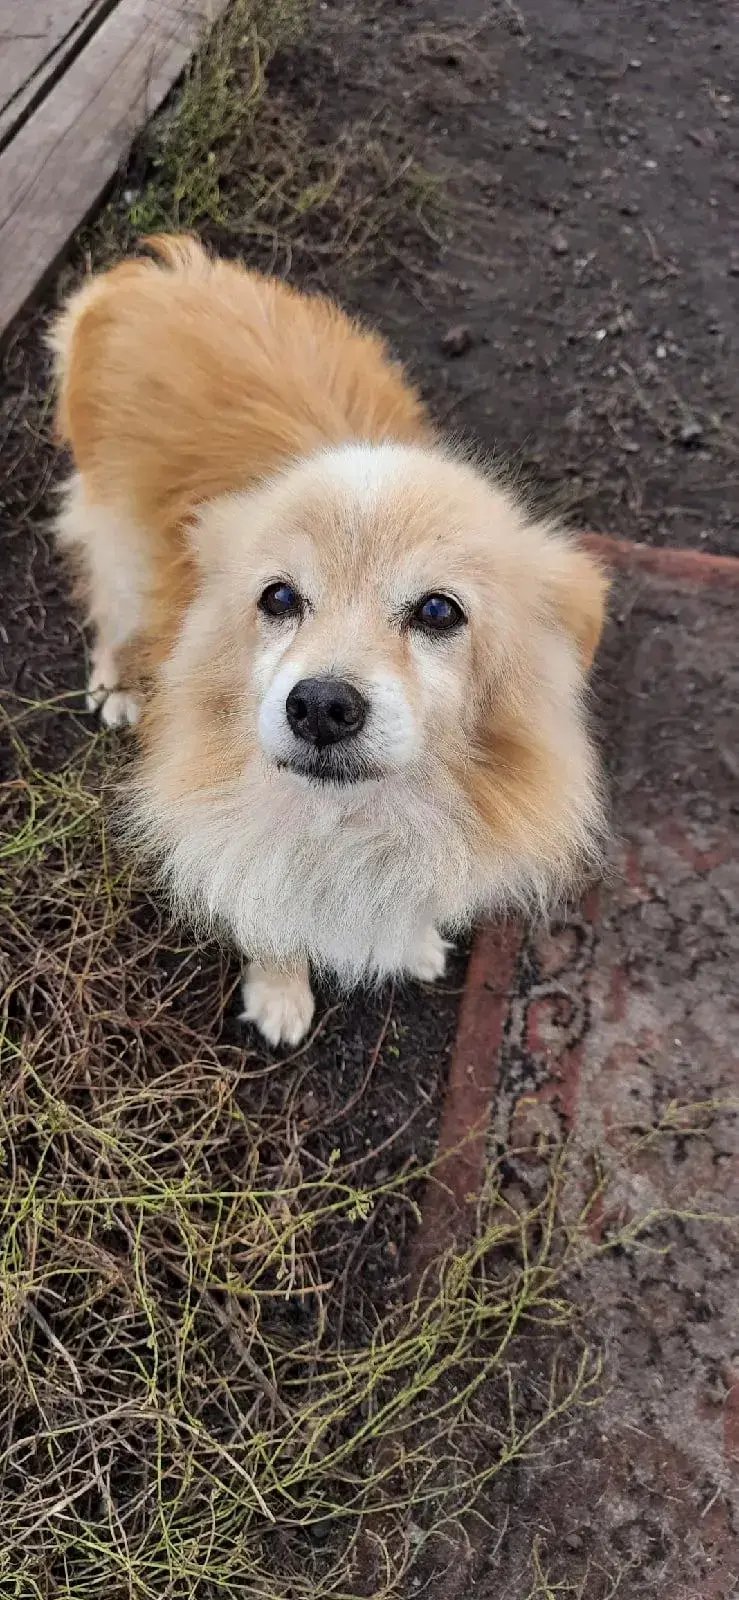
(50, 235, 607, 1047)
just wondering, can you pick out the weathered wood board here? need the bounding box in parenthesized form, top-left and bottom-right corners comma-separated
(0, 0, 229, 341)
(0, 1, 114, 146)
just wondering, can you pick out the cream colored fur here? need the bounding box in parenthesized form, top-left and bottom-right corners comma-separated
(50, 237, 608, 1046)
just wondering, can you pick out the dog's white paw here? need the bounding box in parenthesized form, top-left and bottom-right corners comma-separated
(97, 688, 140, 729)
(87, 659, 140, 728)
(406, 926, 450, 984)
(240, 963, 315, 1048)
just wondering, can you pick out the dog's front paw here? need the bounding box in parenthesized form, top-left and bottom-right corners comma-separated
(87, 661, 140, 728)
(96, 688, 141, 729)
(406, 925, 450, 984)
(240, 963, 315, 1048)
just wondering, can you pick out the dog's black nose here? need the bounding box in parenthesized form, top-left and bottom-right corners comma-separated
(286, 677, 368, 747)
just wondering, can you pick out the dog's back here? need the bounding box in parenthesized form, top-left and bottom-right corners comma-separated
(51, 234, 430, 543)
(50, 234, 431, 699)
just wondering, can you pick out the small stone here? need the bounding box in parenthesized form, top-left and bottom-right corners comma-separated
(441, 323, 473, 357)
(678, 419, 704, 447)
(564, 1532, 584, 1551)
(309, 1522, 331, 1546)
(550, 228, 569, 255)
(528, 115, 548, 133)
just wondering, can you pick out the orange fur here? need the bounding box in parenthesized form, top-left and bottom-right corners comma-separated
(52, 234, 431, 667)
(50, 235, 608, 1046)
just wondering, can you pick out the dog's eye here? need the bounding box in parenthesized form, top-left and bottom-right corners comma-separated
(259, 581, 302, 619)
(412, 593, 466, 634)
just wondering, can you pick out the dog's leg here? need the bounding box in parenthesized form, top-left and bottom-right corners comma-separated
(240, 960, 315, 1048)
(405, 924, 450, 983)
(57, 475, 149, 728)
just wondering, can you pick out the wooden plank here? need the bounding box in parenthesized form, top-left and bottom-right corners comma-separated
(0, 1, 116, 149)
(0, 0, 230, 341)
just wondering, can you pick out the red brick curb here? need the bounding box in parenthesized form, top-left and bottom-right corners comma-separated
(408, 922, 522, 1272)
(583, 530, 739, 585)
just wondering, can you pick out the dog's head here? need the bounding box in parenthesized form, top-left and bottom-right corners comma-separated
(153, 443, 607, 902)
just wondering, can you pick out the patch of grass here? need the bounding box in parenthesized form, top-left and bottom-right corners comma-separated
(95, 0, 441, 284)
(0, 704, 603, 1598)
(2, 703, 730, 1596)
(127, 0, 310, 238)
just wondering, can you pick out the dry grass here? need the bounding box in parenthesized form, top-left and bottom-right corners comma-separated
(90, 0, 441, 284)
(0, 702, 609, 1598)
(3, 700, 728, 1595)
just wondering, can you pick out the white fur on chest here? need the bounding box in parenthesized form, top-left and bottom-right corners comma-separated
(135, 763, 478, 979)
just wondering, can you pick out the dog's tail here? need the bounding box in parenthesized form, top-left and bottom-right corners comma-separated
(48, 235, 211, 444)
(138, 232, 212, 276)
(49, 274, 109, 441)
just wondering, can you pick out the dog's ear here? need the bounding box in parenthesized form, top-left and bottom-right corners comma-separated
(542, 540, 609, 671)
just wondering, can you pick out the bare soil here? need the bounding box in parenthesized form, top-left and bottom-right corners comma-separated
(302, 0, 738, 555)
(479, 567, 739, 1600)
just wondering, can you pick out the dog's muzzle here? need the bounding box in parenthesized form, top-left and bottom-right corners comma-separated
(278, 675, 378, 784)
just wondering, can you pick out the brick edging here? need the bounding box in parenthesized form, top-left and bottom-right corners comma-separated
(583, 531, 739, 585)
(408, 923, 522, 1272)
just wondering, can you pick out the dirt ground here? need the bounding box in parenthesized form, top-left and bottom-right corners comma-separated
(473, 565, 739, 1600)
(1, 0, 737, 1595)
(302, 0, 738, 556)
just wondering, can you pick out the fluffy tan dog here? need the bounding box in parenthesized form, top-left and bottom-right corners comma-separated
(51, 236, 607, 1046)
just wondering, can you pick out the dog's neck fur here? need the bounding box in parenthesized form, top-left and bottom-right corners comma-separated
(130, 755, 508, 979)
